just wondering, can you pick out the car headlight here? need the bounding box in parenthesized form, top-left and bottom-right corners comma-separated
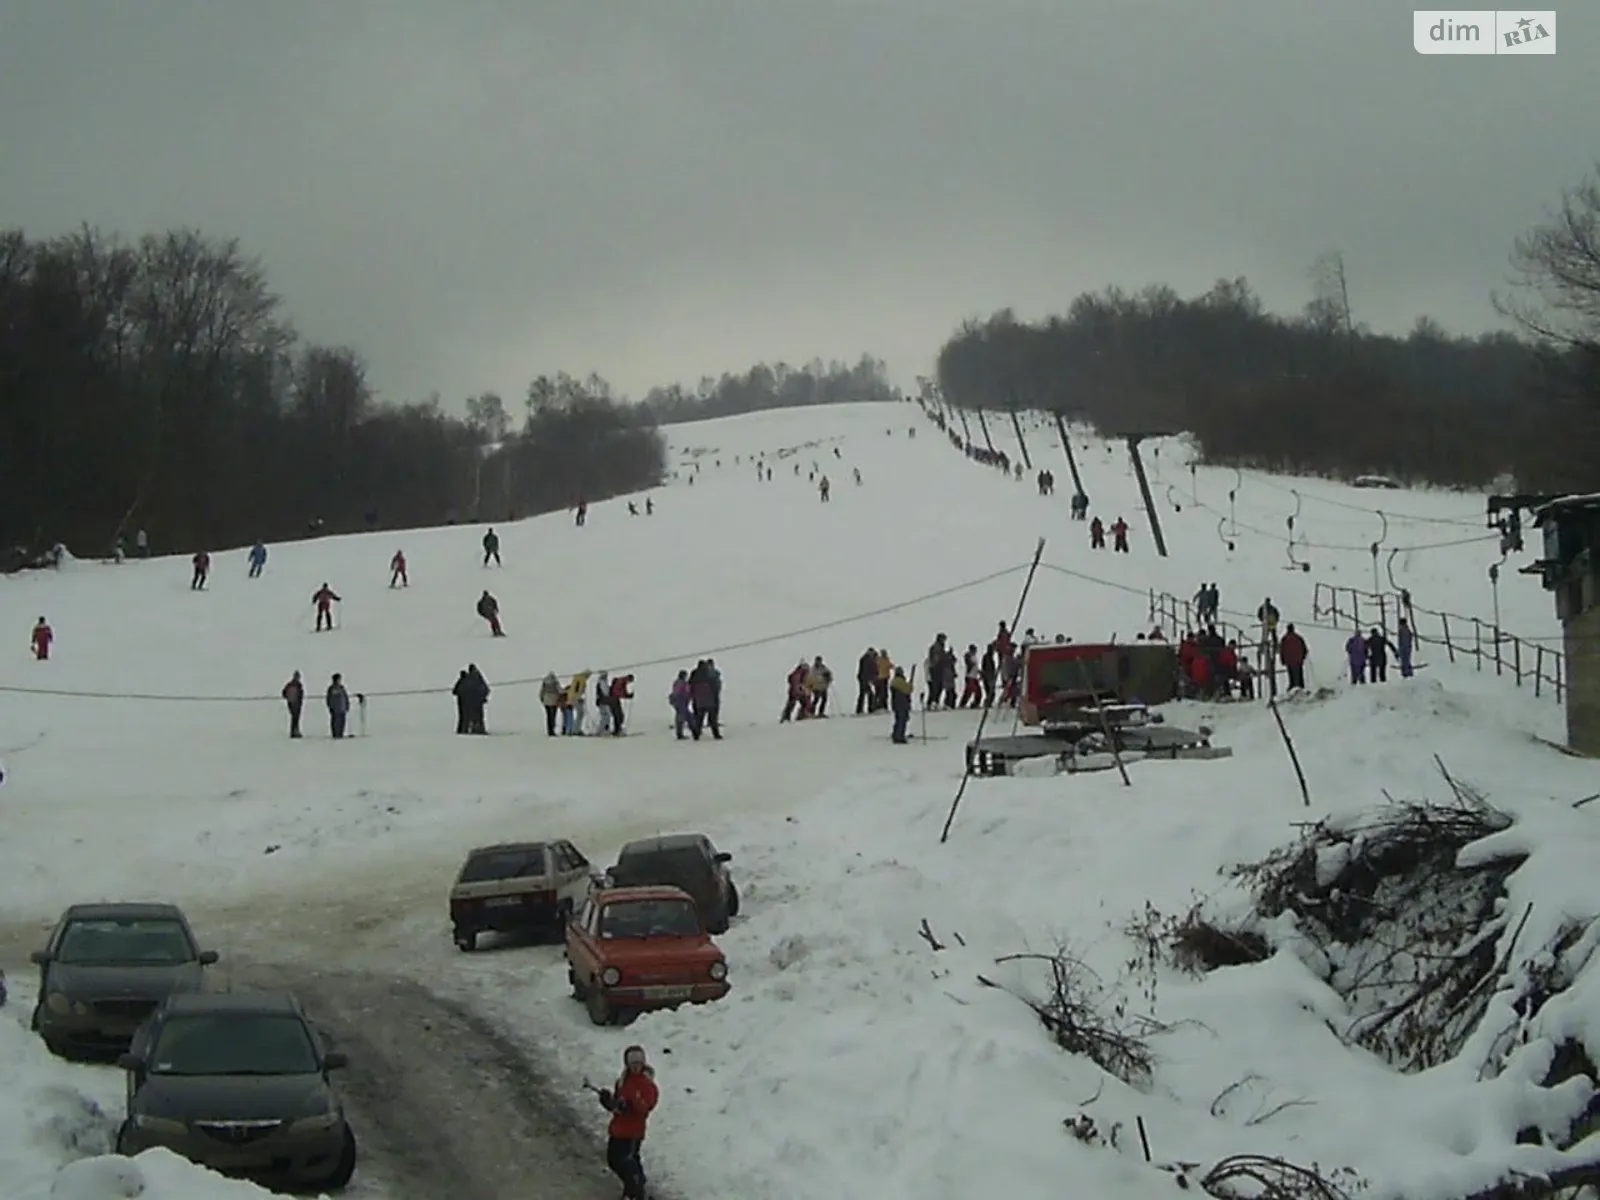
(707, 960, 727, 981)
(132, 1114, 188, 1135)
(45, 992, 70, 1014)
(290, 1110, 343, 1134)
(600, 967, 621, 986)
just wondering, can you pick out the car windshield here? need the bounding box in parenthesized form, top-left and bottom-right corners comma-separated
(150, 1014, 320, 1076)
(459, 848, 545, 882)
(614, 848, 704, 887)
(56, 919, 193, 965)
(599, 899, 701, 938)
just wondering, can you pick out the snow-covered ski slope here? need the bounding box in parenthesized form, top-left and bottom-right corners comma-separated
(1, 399, 1594, 1200)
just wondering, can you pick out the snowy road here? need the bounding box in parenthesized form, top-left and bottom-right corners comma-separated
(236, 965, 635, 1200)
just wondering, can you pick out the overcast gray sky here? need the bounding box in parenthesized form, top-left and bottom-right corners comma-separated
(1, 1, 1593, 405)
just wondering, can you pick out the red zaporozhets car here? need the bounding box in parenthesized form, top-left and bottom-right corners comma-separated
(565, 885, 730, 1026)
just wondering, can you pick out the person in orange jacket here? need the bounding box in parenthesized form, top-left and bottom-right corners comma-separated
(596, 1044, 659, 1199)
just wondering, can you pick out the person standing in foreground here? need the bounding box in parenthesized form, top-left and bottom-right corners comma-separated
(596, 1044, 658, 1199)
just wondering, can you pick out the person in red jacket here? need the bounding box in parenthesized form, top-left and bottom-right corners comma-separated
(597, 1044, 659, 1199)
(30, 617, 52, 661)
(1188, 649, 1212, 698)
(190, 550, 210, 590)
(312, 583, 341, 632)
(389, 550, 407, 588)
(1278, 623, 1309, 692)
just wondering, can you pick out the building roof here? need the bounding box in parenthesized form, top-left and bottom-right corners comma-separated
(64, 902, 187, 921)
(1535, 493, 1600, 523)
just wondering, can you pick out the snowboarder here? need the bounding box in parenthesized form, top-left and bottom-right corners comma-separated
(476, 590, 503, 637)
(1089, 516, 1105, 549)
(30, 617, 52, 661)
(595, 1045, 658, 1200)
(325, 673, 350, 738)
(247, 542, 267, 578)
(282, 670, 304, 738)
(539, 672, 562, 736)
(1277, 624, 1308, 692)
(389, 550, 407, 588)
(482, 528, 500, 566)
(889, 666, 913, 744)
(190, 550, 210, 590)
(1345, 631, 1368, 685)
(1111, 517, 1130, 553)
(312, 583, 341, 632)
(1396, 618, 1415, 678)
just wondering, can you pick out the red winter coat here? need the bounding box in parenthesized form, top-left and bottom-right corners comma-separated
(31, 623, 52, 652)
(313, 586, 340, 610)
(1189, 654, 1211, 687)
(610, 674, 634, 700)
(1217, 646, 1238, 674)
(1278, 631, 1308, 667)
(608, 1067, 659, 1140)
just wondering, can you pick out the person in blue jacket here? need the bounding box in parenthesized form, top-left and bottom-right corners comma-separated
(247, 541, 268, 578)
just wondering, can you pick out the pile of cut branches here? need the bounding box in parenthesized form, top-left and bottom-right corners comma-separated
(1226, 763, 1520, 1070)
(978, 947, 1163, 1087)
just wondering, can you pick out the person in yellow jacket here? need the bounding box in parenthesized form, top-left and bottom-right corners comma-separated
(564, 670, 591, 735)
(889, 666, 914, 743)
(873, 649, 893, 712)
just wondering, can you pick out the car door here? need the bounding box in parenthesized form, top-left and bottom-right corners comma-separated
(555, 841, 590, 905)
(567, 897, 599, 979)
(699, 837, 731, 899)
(124, 1011, 160, 1108)
(33, 918, 65, 1006)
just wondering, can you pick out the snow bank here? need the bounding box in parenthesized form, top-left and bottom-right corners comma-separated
(1, 993, 287, 1200)
(496, 716, 1600, 1200)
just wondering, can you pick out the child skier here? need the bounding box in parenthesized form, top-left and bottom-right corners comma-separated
(30, 617, 52, 661)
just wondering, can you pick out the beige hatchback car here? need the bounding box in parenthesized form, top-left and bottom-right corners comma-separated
(448, 839, 596, 951)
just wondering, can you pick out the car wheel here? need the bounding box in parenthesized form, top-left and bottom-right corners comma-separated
(42, 1035, 77, 1061)
(319, 1124, 358, 1190)
(726, 881, 741, 918)
(585, 986, 612, 1026)
(454, 928, 477, 952)
(569, 969, 586, 1000)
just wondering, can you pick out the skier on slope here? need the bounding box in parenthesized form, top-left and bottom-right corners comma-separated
(1111, 517, 1130, 553)
(476, 590, 504, 637)
(190, 550, 211, 590)
(482, 528, 501, 566)
(247, 541, 268, 578)
(312, 583, 341, 632)
(889, 666, 913, 744)
(595, 1044, 659, 1199)
(30, 617, 52, 661)
(389, 550, 407, 588)
(1089, 515, 1106, 549)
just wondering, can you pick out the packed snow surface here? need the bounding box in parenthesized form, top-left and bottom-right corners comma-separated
(1, 400, 1591, 1199)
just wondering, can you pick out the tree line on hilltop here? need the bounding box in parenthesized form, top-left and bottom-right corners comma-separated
(934, 165, 1600, 492)
(0, 225, 894, 559)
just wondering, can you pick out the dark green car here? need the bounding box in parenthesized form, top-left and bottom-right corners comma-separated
(116, 990, 358, 1191)
(29, 902, 218, 1056)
